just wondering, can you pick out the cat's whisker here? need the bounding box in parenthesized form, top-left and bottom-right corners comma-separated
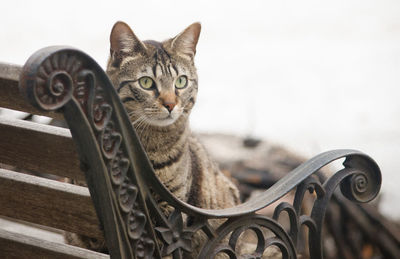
(144, 109, 162, 113)
(134, 116, 145, 128)
(134, 116, 150, 137)
(128, 113, 142, 120)
(137, 119, 148, 138)
(128, 109, 141, 115)
(132, 116, 150, 138)
(141, 123, 150, 138)
(145, 113, 163, 116)
(131, 115, 145, 125)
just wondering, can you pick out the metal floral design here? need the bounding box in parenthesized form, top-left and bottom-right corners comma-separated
(155, 210, 194, 256)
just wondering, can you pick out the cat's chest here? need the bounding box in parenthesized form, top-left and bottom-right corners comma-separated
(146, 143, 189, 172)
(148, 148, 192, 202)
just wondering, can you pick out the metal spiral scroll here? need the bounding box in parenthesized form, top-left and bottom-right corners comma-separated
(341, 155, 381, 203)
(306, 165, 380, 259)
(19, 47, 78, 110)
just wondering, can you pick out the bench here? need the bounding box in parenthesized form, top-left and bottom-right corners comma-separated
(0, 46, 382, 258)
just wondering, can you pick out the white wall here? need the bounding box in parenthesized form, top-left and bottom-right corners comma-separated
(1, 0, 400, 218)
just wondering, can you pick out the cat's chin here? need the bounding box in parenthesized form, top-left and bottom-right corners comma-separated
(147, 116, 179, 127)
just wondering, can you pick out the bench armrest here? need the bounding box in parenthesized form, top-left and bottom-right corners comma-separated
(19, 47, 382, 259)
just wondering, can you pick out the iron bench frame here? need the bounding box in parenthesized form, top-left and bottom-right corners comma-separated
(3, 46, 382, 259)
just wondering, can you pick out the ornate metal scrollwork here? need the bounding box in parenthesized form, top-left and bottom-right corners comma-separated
(196, 152, 381, 259)
(19, 47, 382, 259)
(20, 46, 162, 259)
(199, 214, 296, 259)
(21, 51, 76, 110)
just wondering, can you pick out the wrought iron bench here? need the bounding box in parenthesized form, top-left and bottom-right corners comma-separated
(0, 46, 382, 258)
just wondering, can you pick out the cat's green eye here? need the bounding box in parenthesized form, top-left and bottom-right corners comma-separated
(175, 75, 188, 89)
(139, 76, 154, 89)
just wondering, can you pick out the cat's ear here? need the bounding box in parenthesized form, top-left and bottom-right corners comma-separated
(171, 22, 201, 58)
(110, 21, 147, 65)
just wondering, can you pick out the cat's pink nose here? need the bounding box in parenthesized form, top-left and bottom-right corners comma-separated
(163, 102, 176, 113)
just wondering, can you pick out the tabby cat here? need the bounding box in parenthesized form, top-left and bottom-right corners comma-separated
(107, 21, 240, 209)
(65, 21, 241, 256)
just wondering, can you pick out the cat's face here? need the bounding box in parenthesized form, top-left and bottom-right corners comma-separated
(107, 22, 201, 127)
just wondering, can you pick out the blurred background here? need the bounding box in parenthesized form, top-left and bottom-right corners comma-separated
(1, 0, 399, 219)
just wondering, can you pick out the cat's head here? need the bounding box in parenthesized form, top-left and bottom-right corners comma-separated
(107, 21, 201, 127)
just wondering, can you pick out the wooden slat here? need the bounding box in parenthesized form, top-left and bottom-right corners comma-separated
(0, 62, 21, 81)
(0, 62, 62, 120)
(0, 168, 102, 238)
(0, 117, 85, 181)
(0, 227, 109, 259)
(0, 215, 65, 237)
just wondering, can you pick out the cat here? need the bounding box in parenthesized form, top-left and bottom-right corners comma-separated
(65, 21, 241, 257)
(106, 21, 240, 209)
